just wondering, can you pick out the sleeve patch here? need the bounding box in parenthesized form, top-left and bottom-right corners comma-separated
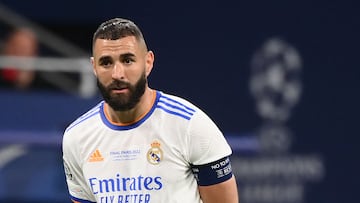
(191, 156, 233, 186)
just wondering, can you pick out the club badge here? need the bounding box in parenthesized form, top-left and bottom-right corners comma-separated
(147, 140, 163, 165)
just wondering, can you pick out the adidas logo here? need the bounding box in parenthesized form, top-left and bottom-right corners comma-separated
(88, 149, 104, 162)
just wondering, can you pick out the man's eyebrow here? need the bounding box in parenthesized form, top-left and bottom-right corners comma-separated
(120, 52, 136, 59)
(97, 53, 136, 63)
(98, 55, 112, 63)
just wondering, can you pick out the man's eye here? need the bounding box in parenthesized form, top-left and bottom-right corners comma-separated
(99, 59, 112, 67)
(123, 58, 134, 64)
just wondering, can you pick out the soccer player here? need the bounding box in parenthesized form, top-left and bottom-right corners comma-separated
(62, 17, 239, 203)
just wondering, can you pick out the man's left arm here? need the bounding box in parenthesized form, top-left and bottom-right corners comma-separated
(188, 110, 239, 202)
(199, 175, 239, 203)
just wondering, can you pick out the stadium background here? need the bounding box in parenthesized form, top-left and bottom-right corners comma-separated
(0, 1, 359, 202)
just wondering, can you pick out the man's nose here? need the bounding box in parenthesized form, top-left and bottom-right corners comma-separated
(112, 62, 125, 80)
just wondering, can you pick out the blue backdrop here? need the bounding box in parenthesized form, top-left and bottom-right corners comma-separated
(0, 1, 359, 202)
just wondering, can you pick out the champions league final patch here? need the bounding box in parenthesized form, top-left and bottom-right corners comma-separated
(147, 140, 163, 165)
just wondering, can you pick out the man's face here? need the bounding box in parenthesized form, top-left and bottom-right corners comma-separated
(92, 36, 153, 111)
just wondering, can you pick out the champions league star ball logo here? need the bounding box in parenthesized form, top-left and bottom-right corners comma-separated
(250, 37, 302, 122)
(250, 37, 302, 153)
(147, 140, 163, 165)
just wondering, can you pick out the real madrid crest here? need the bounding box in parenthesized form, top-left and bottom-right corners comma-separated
(147, 140, 163, 165)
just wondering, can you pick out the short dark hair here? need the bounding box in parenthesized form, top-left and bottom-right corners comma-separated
(92, 18, 147, 51)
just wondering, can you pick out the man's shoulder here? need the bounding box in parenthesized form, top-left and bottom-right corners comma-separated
(157, 91, 197, 109)
(64, 101, 104, 133)
(155, 91, 200, 121)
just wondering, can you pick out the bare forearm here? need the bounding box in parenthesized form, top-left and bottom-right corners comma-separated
(199, 176, 239, 203)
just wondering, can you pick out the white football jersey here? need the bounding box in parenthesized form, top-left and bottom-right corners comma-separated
(63, 91, 233, 203)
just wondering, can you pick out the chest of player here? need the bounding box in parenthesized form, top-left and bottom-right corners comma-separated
(80, 123, 191, 185)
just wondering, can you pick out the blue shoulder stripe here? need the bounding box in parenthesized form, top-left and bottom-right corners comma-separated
(160, 95, 196, 113)
(65, 102, 102, 132)
(156, 94, 196, 120)
(156, 105, 191, 120)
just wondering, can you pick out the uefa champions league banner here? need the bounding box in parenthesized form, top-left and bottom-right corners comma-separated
(230, 38, 325, 203)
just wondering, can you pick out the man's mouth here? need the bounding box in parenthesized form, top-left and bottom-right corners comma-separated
(111, 87, 128, 93)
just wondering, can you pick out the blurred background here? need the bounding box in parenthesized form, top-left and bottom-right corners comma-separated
(0, 0, 359, 202)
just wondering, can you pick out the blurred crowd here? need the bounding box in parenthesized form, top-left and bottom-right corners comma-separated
(0, 27, 78, 92)
(0, 27, 38, 90)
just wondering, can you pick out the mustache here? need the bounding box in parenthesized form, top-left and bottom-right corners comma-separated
(107, 80, 130, 89)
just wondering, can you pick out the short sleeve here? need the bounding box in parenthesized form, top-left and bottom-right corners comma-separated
(62, 131, 96, 203)
(188, 110, 232, 165)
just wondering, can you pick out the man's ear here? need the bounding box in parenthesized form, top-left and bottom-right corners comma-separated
(145, 51, 155, 77)
(90, 57, 97, 76)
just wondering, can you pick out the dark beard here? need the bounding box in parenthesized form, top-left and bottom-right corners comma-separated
(97, 74, 147, 111)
